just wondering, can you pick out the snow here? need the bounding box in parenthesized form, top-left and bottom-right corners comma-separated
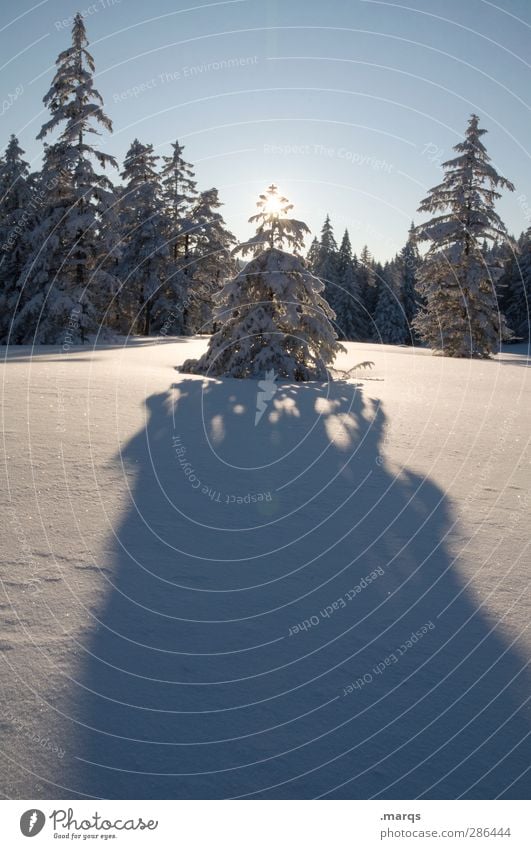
(1, 338, 530, 799)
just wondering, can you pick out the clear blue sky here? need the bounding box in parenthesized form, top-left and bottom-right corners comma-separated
(1, 0, 530, 259)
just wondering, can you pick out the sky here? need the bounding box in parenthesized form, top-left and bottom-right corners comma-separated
(1, 0, 530, 259)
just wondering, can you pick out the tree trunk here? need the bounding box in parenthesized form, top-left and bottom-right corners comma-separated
(144, 302, 151, 336)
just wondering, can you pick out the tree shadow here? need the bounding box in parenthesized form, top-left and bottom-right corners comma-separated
(71, 378, 530, 799)
(0, 336, 191, 363)
(495, 342, 531, 366)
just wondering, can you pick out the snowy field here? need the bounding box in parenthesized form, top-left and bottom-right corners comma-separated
(1, 338, 530, 799)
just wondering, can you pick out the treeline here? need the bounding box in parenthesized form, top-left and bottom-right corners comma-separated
(306, 218, 421, 344)
(496, 232, 531, 343)
(0, 133, 237, 344)
(306, 214, 531, 346)
(0, 14, 529, 350)
(0, 13, 236, 345)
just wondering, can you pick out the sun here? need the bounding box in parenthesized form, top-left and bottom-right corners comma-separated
(263, 184, 283, 215)
(264, 195, 282, 214)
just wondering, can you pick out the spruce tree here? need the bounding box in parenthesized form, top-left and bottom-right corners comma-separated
(413, 114, 514, 357)
(0, 136, 33, 342)
(396, 222, 421, 343)
(502, 229, 531, 341)
(181, 185, 343, 380)
(161, 140, 197, 263)
(495, 234, 521, 316)
(312, 214, 341, 315)
(13, 143, 74, 341)
(306, 236, 320, 271)
(183, 188, 237, 333)
(158, 140, 197, 329)
(319, 214, 337, 254)
(358, 244, 378, 323)
(14, 13, 118, 343)
(335, 229, 368, 340)
(374, 263, 408, 344)
(117, 139, 169, 336)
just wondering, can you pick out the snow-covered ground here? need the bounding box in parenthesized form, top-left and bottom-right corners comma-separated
(1, 338, 530, 799)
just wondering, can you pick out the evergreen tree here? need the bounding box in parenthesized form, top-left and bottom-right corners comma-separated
(0, 136, 33, 342)
(319, 214, 337, 253)
(371, 260, 384, 325)
(12, 143, 74, 341)
(357, 244, 378, 324)
(396, 222, 421, 344)
(117, 139, 169, 336)
(374, 263, 408, 344)
(335, 229, 368, 340)
(183, 188, 237, 333)
(181, 185, 343, 380)
(158, 140, 197, 327)
(238, 183, 311, 256)
(502, 229, 531, 341)
(312, 214, 341, 315)
(161, 140, 197, 259)
(413, 114, 514, 357)
(306, 236, 320, 271)
(494, 234, 520, 315)
(14, 12, 118, 343)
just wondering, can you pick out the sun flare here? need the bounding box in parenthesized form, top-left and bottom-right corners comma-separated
(264, 193, 282, 215)
(262, 183, 284, 216)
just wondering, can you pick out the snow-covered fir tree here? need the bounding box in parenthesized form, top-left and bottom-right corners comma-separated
(495, 233, 522, 316)
(13, 13, 118, 343)
(0, 136, 33, 342)
(396, 222, 421, 343)
(310, 214, 341, 315)
(334, 229, 368, 340)
(181, 185, 344, 380)
(184, 188, 237, 333)
(357, 244, 378, 323)
(501, 229, 531, 341)
(373, 263, 408, 344)
(12, 143, 74, 341)
(413, 114, 514, 358)
(161, 140, 197, 262)
(237, 184, 311, 256)
(117, 139, 169, 335)
(306, 236, 320, 270)
(370, 260, 386, 334)
(158, 140, 197, 332)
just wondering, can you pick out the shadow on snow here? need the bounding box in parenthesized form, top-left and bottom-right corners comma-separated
(71, 377, 529, 799)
